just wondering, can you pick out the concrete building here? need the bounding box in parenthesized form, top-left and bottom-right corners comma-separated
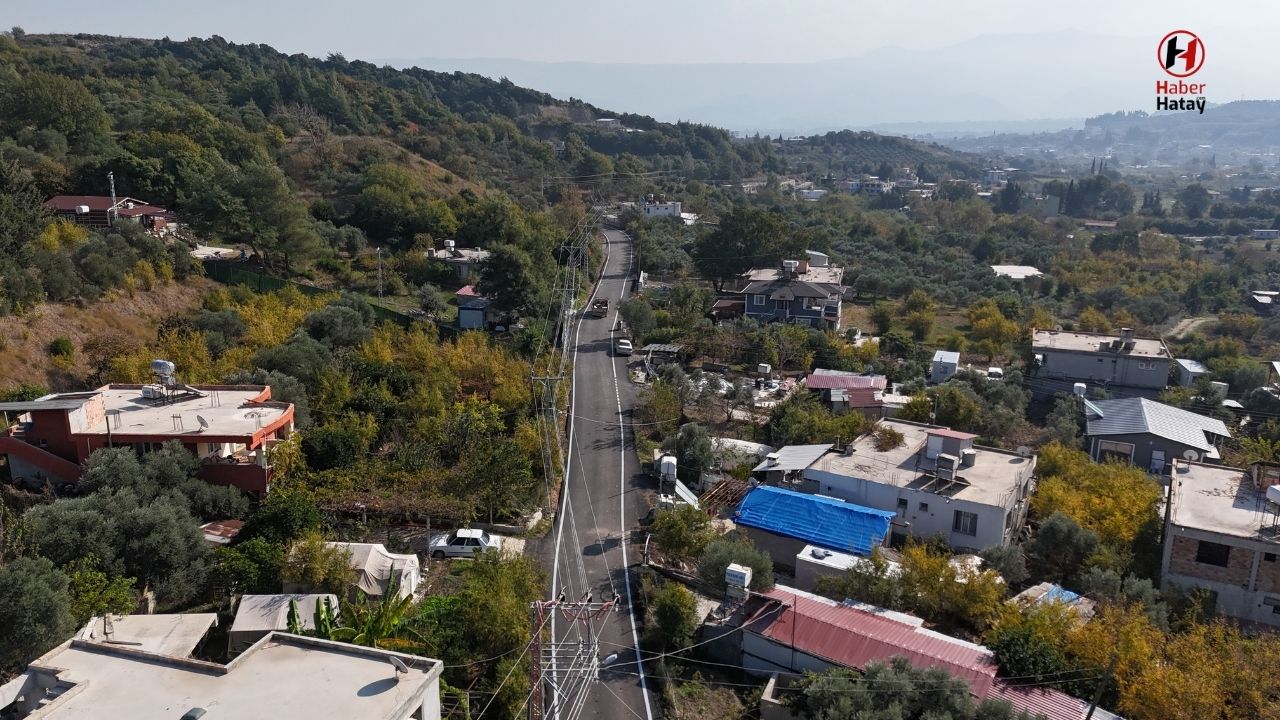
(751, 444, 833, 486)
(733, 486, 894, 573)
(1161, 460, 1280, 627)
(426, 242, 489, 281)
(0, 384, 294, 493)
(930, 350, 960, 384)
(1084, 397, 1230, 470)
(803, 370, 888, 418)
(229, 594, 340, 656)
(0, 616, 442, 720)
(801, 420, 1037, 551)
(43, 195, 172, 232)
(1031, 328, 1173, 394)
(639, 199, 682, 219)
(1174, 358, 1209, 387)
(739, 260, 845, 329)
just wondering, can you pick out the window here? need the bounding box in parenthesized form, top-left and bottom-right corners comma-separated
(753, 294, 765, 306)
(953, 510, 978, 536)
(896, 498, 908, 511)
(774, 300, 788, 311)
(919, 502, 929, 512)
(1195, 540, 1231, 568)
(1096, 440, 1134, 463)
(1265, 552, 1277, 562)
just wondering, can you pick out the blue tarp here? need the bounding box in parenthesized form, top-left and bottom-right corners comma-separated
(1042, 585, 1081, 605)
(734, 486, 896, 555)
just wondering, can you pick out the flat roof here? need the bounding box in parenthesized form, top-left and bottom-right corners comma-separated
(1169, 462, 1280, 541)
(990, 265, 1043, 279)
(805, 420, 1034, 506)
(83, 386, 291, 441)
(17, 632, 441, 720)
(231, 594, 339, 635)
(430, 247, 490, 263)
(932, 350, 960, 363)
(1032, 329, 1168, 358)
(75, 614, 218, 658)
(743, 265, 844, 285)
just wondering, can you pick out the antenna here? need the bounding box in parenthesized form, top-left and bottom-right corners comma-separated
(196, 415, 210, 432)
(388, 656, 410, 679)
(1182, 449, 1200, 461)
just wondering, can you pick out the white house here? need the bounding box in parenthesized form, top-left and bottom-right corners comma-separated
(930, 350, 960, 384)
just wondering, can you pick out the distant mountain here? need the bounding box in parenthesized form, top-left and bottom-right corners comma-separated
(385, 30, 1270, 135)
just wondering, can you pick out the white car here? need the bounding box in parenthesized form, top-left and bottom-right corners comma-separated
(429, 529, 502, 559)
(615, 338, 633, 356)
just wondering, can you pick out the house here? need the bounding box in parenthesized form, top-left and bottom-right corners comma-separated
(798, 188, 827, 202)
(752, 443, 833, 485)
(804, 370, 888, 418)
(0, 616, 443, 720)
(1161, 460, 1280, 627)
(739, 259, 845, 329)
(43, 195, 172, 232)
(1253, 229, 1280, 240)
(1250, 290, 1280, 316)
(1084, 397, 1230, 470)
(426, 240, 489, 281)
(1175, 358, 1209, 387)
(324, 542, 420, 600)
(982, 169, 1008, 186)
(990, 265, 1043, 280)
(930, 350, 960, 384)
(706, 585, 1097, 720)
(801, 420, 1037, 551)
(458, 296, 495, 330)
(1031, 328, 1173, 395)
(639, 199, 682, 219)
(229, 594, 340, 655)
(0, 383, 295, 493)
(733, 486, 895, 571)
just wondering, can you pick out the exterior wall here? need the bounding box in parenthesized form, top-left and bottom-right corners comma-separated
(458, 308, 485, 330)
(1036, 349, 1170, 390)
(24, 410, 78, 463)
(1161, 526, 1280, 627)
(1088, 432, 1202, 469)
(1176, 366, 1206, 387)
(804, 468, 1020, 551)
(743, 298, 832, 327)
(794, 556, 850, 592)
(201, 462, 272, 493)
(741, 631, 836, 678)
(930, 361, 957, 384)
(742, 527, 813, 572)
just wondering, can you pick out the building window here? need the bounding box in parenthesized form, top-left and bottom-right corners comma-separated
(774, 300, 788, 311)
(897, 498, 908, 510)
(1195, 540, 1231, 568)
(1096, 440, 1134, 463)
(953, 510, 978, 536)
(919, 502, 929, 512)
(753, 294, 764, 306)
(1265, 552, 1277, 562)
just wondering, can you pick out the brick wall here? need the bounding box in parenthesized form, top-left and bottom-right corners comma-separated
(1258, 552, 1280, 593)
(1168, 535, 1254, 587)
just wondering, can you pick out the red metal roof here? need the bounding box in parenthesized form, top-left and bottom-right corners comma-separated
(749, 588, 1087, 719)
(455, 284, 480, 297)
(43, 196, 164, 214)
(805, 372, 888, 390)
(831, 388, 884, 408)
(751, 588, 998, 697)
(926, 428, 978, 440)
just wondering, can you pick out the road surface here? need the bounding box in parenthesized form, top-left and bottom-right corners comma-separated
(540, 228, 658, 720)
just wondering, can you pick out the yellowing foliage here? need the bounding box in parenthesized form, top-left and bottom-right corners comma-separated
(36, 221, 88, 252)
(1032, 443, 1161, 546)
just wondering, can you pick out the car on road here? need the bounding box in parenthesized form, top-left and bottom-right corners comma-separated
(429, 528, 502, 559)
(615, 338, 633, 356)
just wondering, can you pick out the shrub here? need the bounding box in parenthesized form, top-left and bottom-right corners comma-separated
(47, 336, 74, 357)
(872, 424, 905, 451)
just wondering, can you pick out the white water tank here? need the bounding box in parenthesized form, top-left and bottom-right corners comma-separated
(1267, 485, 1280, 506)
(150, 359, 176, 377)
(75, 205, 90, 214)
(757, 363, 771, 376)
(444, 239, 456, 249)
(725, 563, 752, 602)
(1073, 382, 1087, 397)
(659, 454, 677, 481)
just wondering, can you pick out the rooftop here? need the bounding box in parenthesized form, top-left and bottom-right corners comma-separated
(1085, 397, 1230, 452)
(8, 630, 441, 720)
(743, 264, 844, 286)
(804, 370, 887, 391)
(1176, 358, 1209, 373)
(734, 485, 894, 555)
(74, 614, 218, 657)
(752, 443, 833, 473)
(43, 196, 166, 217)
(932, 350, 960, 364)
(231, 594, 340, 635)
(427, 246, 490, 263)
(990, 265, 1043, 279)
(200, 519, 244, 546)
(805, 420, 1035, 507)
(1032, 329, 1169, 358)
(1169, 461, 1280, 541)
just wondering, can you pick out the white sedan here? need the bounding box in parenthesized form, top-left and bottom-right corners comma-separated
(429, 528, 502, 559)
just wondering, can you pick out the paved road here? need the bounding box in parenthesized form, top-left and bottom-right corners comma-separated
(539, 228, 658, 720)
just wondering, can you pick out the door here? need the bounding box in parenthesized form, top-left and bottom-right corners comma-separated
(1149, 450, 1166, 474)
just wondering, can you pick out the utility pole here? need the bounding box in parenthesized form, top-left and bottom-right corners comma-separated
(1084, 653, 1119, 720)
(107, 171, 118, 227)
(376, 247, 384, 300)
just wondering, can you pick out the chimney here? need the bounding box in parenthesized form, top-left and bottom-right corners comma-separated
(1120, 327, 1134, 342)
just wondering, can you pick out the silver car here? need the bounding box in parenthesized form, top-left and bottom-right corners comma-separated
(429, 528, 502, 559)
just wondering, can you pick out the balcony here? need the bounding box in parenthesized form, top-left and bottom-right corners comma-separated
(200, 453, 272, 493)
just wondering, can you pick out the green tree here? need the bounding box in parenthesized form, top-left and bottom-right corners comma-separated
(618, 297, 656, 339)
(238, 490, 322, 545)
(871, 301, 895, 334)
(214, 536, 287, 594)
(1177, 183, 1211, 219)
(477, 243, 543, 317)
(697, 537, 773, 591)
(794, 659, 1036, 720)
(461, 438, 535, 523)
(282, 532, 353, 595)
(0, 556, 76, 671)
(1026, 512, 1099, 582)
(417, 283, 449, 318)
(693, 204, 800, 290)
(814, 548, 905, 609)
(64, 555, 137, 624)
(645, 581, 699, 651)
(663, 422, 714, 486)
(0, 159, 48, 258)
(0, 71, 110, 144)
(652, 504, 716, 561)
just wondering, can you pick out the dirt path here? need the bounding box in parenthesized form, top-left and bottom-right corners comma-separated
(1167, 315, 1216, 338)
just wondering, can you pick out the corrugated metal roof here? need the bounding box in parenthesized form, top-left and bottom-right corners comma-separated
(805, 371, 888, 390)
(1175, 358, 1208, 373)
(751, 444, 833, 472)
(1085, 397, 1230, 451)
(828, 388, 883, 407)
(933, 350, 960, 363)
(734, 486, 894, 555)
(987, 682, 1088, 720)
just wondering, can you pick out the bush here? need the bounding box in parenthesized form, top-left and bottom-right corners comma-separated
(872, 424, 905, 451)
(697, 537, 773, 591)
(47, 336, 74, 357)
(644, 581, 699, 652)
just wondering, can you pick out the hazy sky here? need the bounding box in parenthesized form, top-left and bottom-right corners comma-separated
(4, 0, 1272, 64)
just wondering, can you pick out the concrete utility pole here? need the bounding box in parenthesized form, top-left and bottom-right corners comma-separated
(376, 247, 384, 300)
(107, 171, 118, 227)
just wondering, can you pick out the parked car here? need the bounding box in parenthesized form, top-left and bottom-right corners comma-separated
(429, 528, 502, 559)
(615, 338, 633, 356)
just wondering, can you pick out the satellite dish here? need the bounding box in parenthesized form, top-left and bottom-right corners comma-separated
(196, 415, 210, 431)
(1182, 449, 1201, 461)
(1016, 446, 1032, 459)
(388, 656, 410, 675)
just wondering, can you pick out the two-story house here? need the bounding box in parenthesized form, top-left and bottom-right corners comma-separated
(1030, 328, 1173, 397)
(1084, 396, 1230, 470)
(739, 259, 845, 329)
(1162, 460, 1280, 627)
(800, 419, 1037, 551)
(0, 383, 294, 493)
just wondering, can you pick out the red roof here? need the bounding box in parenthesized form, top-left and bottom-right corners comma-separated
(833, 388, 884, 408)
(43, 196, 165, 215)
(751, 588, 997, 697)
(749, 589, 1086, 719)
(455, 284, 480, 297)
(926, 428, 978, 440)
(199, 519, 244, 545)
(712, 299, 745, 311)
(806, 373, 888, 391)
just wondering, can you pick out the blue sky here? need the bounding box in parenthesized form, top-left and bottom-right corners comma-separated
(4, 0, 1271, 65)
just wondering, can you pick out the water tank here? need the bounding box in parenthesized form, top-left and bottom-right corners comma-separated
(141, 385, 166, 400)
(444, 239, 456, 249)
(75, 205, 90, 214)
(659, 454, 678, 481)
(782, 259, 800, 273)
(1073, 382, 1087, 397)
(757, 363, 771, 376)
(725, 563, 752, 590)
(150, 359, 176, 377)
(961, 448, 977, 467)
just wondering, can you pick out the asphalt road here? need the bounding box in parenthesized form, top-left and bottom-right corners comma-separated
(538, 227, 658, 720)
